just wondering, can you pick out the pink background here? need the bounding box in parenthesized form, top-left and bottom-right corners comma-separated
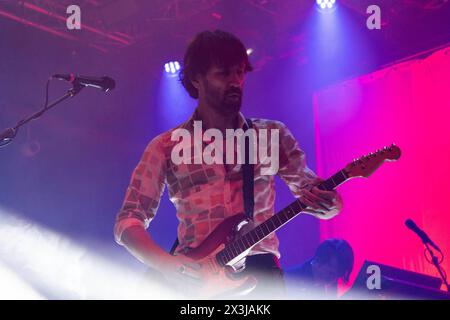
(314, 47, 450, 292)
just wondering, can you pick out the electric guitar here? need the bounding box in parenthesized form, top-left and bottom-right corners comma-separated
(170, 144, 401, 298)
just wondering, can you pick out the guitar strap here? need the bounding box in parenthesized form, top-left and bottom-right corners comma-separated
(242, 118, 255, 220)
(169, 118, 255, 255)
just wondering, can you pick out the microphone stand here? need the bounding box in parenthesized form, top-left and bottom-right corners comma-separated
(0, 83, 83, 147)
(425, 242, 450, 292)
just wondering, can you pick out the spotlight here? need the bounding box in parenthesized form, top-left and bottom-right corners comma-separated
(164, 61, 181, 75)
(316, 0, 336, 11)
(246, 48, 253, 56)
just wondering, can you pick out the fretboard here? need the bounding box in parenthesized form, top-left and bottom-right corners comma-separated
(216, 169, 348, 266)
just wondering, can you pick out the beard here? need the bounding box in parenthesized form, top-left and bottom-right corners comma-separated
(222, 93, 242, 113)
(204, 81, 242, 116)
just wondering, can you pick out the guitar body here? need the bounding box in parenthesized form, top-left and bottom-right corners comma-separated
(184, 213, 247, 261)
(177, 213, 256, 298)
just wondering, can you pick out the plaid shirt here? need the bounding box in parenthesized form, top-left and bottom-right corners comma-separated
(114, 110, 320, 258)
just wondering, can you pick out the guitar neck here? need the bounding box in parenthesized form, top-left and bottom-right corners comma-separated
(216, 169, 349, 266)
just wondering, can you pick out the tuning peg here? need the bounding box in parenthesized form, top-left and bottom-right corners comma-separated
(388, 143, 396, 150)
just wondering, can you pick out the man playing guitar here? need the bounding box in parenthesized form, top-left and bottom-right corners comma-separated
(114, 30, 342, 299)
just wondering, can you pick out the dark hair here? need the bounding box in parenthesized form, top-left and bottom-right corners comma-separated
(314, 239, 354, 283)
(179, 30, 253, 99)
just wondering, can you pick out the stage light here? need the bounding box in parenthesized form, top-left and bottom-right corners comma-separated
(164, 61, 181, 75)
(246, 48, 253, 56)
(316, 0, 336, 11)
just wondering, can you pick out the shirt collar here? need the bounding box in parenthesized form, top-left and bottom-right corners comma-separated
(181, 108, 249, 131)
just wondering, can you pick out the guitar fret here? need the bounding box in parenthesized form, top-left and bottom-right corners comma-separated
(237, 239, 245, 253)
(251, 235, 257, 246)
(283, 211, 290, 223)
(287, 207, 293, 218)
(222, 253, 227, 266)
(261, 227, 267, 238)
(276, 213, 283, 226)
(229, 244, 237, 258)
(232, 242, 239, 256)
(288, 205, 295, 218)
(296, 199, 305, 211)
(330, 175, 336, 188)
(245, 236, 253, 248)
(284, 207, 289, 217)
(248, 235, 255, 247)
(242, 235, 251, 248)
(223, 249, 231, 263)
(223, 252, 229, 265)
(280, 211, 288, 224)
(260, 226, 266, 238)
(269, 217, 277, 230)
(233, 242, 240, 256)
(228, 247, 235, 259)
(256, 227, 263, 239)
(255, 227, 262, 239)
(262, 222, 270, 234)
(249, 232, 257, 244)
(322, 170, 346, 191)
(285, 210, 291, 221)
(251, 229, 258, 241)
(242, 237, 248, 250)
(250, 233, 258, 246)
(263, 225, 270, 237)
(222, 254, 228, 265)
(283, 210, 289, 222)
(291, 201, 299, 213)
(256, 229, 263, 240)
(339, 170, 347, 184)
(283, 210, 289, 221)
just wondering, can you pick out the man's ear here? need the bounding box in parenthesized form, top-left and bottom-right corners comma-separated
(191, 74, 201, 90)
(191, 79, 200, 90)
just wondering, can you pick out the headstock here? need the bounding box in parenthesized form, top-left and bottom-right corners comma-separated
(344, 144, 401, 178)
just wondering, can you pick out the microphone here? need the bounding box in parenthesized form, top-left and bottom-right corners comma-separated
(405, 219, 442, 253)
(52, 74, 115, 92)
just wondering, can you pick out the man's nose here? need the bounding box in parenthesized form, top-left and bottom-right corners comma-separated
(228, 72, 244, 87)
(228, 84, 242, 94)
